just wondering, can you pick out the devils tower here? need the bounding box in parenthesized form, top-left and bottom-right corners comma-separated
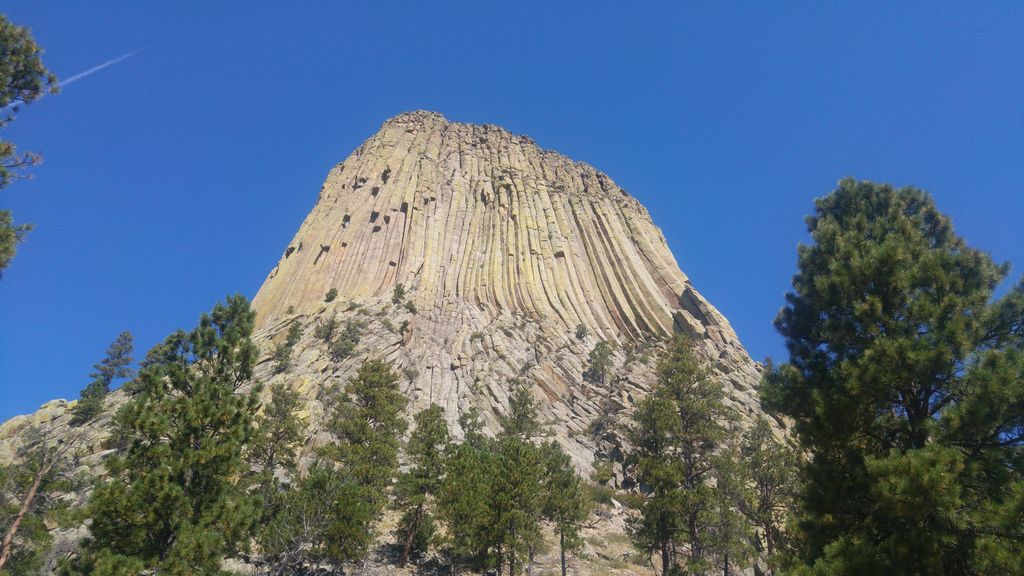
(1, 111, 768, 468)
(247, 110, 765, 471)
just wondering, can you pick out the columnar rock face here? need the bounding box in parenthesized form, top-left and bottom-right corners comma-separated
(256, 111, 734, 345)
(248, 111, 765, 472)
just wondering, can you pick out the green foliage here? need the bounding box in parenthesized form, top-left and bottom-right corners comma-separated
(626, 334, 748, 576)
(0, 211, 30, 278)
(265, 360, 410, 570)
(763, 179, 1024, 574)
(328, 319, 366, 362)
(575, 323, 589, 341)
(591, 458, 614, 485)
(0, 14, 58, 276)
(399, 319, 410, 334)
(438, 390, 568, 575)
(380, 317, 395, 333)
(583, 341, 614, 386)
(271, 321, 302, 374)
(67, 295, 261, 575)
(70, 331, 134, 425)
(391, 283, 406, 304)
(258, 464, 375, 573)
(491, 436, 545, 575)
(245, 383, 303, 518)
(438, 439, 498, 571)
(739, 418, 801, 568)
(498, 383, 542, 441)
(313, 315, 338, 343)
(541, 441, 589, 575)
(404, 300, 418, 314)
(321, 358, 408, 516)
(0, 428, 78, 575)
(324, 287, 338, 302)
(69, 380, 107, 427)
(394, 404, 450, 565)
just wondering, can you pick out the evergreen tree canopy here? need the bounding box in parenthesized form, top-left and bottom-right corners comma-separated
(763, 179, 1024, 574)
(738, 417, 801, 568)
(271, 321, 303, 374)
(540, 441, 589, 576)
(321, 359, 408, 496)
(68, 295, 261, 576)
(627, 334, 746, 576)
(438, 437, 498, 570)
(246, 382, 304, 515)
(70, 331, 134, 426)
(499, 383, 543, 442)
(0, 14, 58, 274)
(583, 341, 614, 386)
(0, 428, 79, 575)
(394, 404, 450, 566)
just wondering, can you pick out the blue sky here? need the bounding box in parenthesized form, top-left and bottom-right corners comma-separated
(1, 3, 1021, 420)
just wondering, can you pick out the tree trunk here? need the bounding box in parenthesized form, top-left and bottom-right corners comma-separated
(0, 459, 52, 570)
(723, 552, 729, 576)
(560, 529, 567, 576)
(661, 540, 671, 576)
(398, 504, 422, 567)
(528, 544, 534, 576)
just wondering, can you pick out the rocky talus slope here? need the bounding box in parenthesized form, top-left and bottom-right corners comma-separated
(0, 111, 770, 573)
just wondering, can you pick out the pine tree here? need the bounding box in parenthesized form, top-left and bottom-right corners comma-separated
(627, 334, 745, 576)
(392, 283, 406, 304)
(738, 417, 801, 570)
(67, 295, 261, 576)
(271, 321, 302, 374)
(0, 14, 58, 275)
(540, 441, 589, 576)
(0, 428, 79, 573)
(492, 436, 545, 575)
(70, 331, 134, 426)
(498, 383, 542, 442)
(438, 436, 498, 572)
(320, 359, 408, 562)
(394, 404, 450, 566)
(492, 384, 549, 575)
(763, 179, 1024, 574)
(246, 383, 304, 518)
(258, 464, 374, 575)
(583, 341, 614, 386)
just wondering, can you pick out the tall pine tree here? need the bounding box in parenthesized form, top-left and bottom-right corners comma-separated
(627, 334, 748, 576)
(0, 14, 58, 276)
(540, 441, 589, 576)
(70, 331, 134, 426)
(67, 295, 260, 576)
(394, 404, 450, 566)
(763, 179, 1024, 574)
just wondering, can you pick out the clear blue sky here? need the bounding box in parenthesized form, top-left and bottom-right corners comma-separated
(1, 3, 1021, 420)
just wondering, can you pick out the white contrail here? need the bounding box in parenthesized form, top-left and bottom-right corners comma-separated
(59, 48, 142, 87)
(0, 49, 143, 112)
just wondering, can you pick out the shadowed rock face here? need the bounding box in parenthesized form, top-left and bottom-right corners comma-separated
(249, 111, 765, 473)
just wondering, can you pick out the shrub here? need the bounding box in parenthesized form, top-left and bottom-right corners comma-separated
(324, 288, 338, 302)
(392, 283, 406, 304)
